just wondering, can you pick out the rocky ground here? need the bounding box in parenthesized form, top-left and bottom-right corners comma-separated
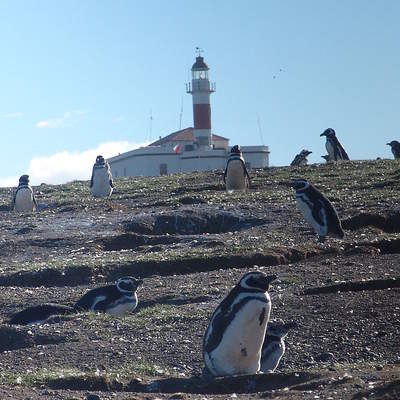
(0, 159, 399, 400)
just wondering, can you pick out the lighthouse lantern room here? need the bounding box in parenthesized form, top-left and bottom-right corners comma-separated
(186, 52, 216, 150)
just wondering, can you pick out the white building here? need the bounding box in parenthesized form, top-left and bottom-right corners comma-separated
(108, 54, 269, 178)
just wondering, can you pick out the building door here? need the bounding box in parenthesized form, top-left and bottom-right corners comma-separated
(160, 163, 168, 175)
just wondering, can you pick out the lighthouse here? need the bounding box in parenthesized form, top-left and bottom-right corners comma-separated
(186, 52, 216, 150)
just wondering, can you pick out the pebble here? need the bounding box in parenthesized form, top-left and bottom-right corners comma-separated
(315, 352, 335, 362)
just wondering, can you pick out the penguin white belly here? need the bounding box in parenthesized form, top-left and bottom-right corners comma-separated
(260, 341, 285, 372)
(91, 169, 113, 197)
(325, 141, 335, 161)
(207, 300, 270, 376)
(298, 159, 307, 166)
(296, 196, 327, 237)
(106, 294, 137, 316)
(226, 161, 247, 191)
(14, 189, 35, 212)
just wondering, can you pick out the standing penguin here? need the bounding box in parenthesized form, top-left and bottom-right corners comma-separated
(260, 320, 297, 373)
(223, 145, 251, 191)
(203, 271, 277, 378)
(11, 175, 38, 212)
(291, 179, 345, 243)
(387, 140, 400, 159)
(320, 128, 349, 161)
(290, 150, 312, 167)
(90, 155, 114, 197)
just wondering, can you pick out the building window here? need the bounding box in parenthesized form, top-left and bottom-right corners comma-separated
(160, 164, 168, 176)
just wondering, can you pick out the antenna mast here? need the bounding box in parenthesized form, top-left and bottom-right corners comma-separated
(257, 115, 265, 145)
(179, 97, 183, 130)
(149, 108, 153, 141)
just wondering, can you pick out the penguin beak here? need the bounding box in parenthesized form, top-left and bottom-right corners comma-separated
(284, 321, 298, 330)
(135, 279, 144, 289)
(320, 132, 326, 137)
(386, 143, 391, 146)
(264, 274, 277, 289)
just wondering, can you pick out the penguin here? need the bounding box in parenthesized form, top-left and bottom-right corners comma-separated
(260, 320, 297, 373)
(8, 304, 74, 325)
(11, 175, 38, 212)
(291, 178, 345, 243)
(290, 150, 312, 167)
(387, 140, 400, 159)
(223, 145, 251, 191)
(203, 271, 277, 378)
(73, 276, 143, 315)
(90, 155, 114, 197)
(8, 277, 143, 325)
(321, 155, 330, 163)
(320, 128, 349, 161)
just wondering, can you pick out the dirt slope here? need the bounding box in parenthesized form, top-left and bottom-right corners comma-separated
(0, 160, 399, 399)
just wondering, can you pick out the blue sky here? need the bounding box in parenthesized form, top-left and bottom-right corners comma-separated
(0, 0, 399, 185)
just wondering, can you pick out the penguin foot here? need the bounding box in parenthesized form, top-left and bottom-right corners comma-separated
(201, 366, 215, 382)
(318, 236, 326, 243)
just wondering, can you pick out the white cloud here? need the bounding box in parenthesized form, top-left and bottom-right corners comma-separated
(36, 110, 88, 129)
(0, 112, 24, 119)
(0, 140, 149, 187)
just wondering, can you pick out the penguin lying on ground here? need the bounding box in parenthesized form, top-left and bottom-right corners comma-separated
(203, 271, 277, 378)
(290, 150, 312, 167)
(11, 175, 38, 212)
(90, 155, 114, 197)
(387, 140, 400, 159)
(260, 320, 297, 373)
(320, 128, 349, 161)
(223, 145, 251, 191)
(291, 179, 344, 243)
(8, 277, 143, 325)
(74, 276, 142, 315)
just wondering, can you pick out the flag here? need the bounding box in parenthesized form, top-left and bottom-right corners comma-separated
(173, 144, 181, 154)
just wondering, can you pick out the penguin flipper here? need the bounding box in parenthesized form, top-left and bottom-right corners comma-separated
(32, 193, 38, 211)
(92, 300, 108, 312)
(311, 200, 325, 226)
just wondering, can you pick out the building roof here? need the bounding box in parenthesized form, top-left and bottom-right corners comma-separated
(149, 127, 229, 146)
(192, 56, 209, 70)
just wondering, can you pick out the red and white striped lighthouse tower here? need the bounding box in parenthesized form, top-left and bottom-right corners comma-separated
(186, 51, 216, 150)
